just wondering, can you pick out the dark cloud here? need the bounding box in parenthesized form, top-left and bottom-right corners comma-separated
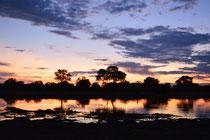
(94, 26, 210, 76)
(37, 67, 48, 70)
(94, 58, 108, 62)
(182, 62, 210, 74)
(4, 46, 31, 53)
(193, 75, 210, 83)
(155, 71, 193, 75)
(153, 0, 199, 11)
(49, 30, 78, 39)
(0, 72, 15, 77)
(91, 30, 119, 40)
(0, 0, 90, 31)
(0, 62, 10, 66)
(169, 0, 199, 11)
(112, 61, 163, 75)
(23, 67, 49, 70)
(0, 0, 200, 40)
(110, 26, 210, 65)
(71, 70, 97, 77)
(4, 46, 15, 49)
(120, 26, 170, 36)
(15, 49, 26, 52)
(26, 76, 42, 79)
(98, 0, 147, 14)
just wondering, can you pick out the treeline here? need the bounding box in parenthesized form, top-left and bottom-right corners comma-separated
(0, 66, 210, 99)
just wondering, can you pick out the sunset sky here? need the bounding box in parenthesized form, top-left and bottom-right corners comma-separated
(0, 0, 210, 84)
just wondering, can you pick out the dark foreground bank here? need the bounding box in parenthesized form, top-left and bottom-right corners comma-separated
(1, 119, 210, 140)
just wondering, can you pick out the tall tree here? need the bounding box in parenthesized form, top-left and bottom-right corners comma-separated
(76, 76, 91, 89)
(144, 77, 159, 86)
(96, 66, 126, 83)
(175, 76, 193, 86)
(54, 69, 71, 83)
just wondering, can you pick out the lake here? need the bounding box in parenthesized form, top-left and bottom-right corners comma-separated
(1, 98, 210, 123)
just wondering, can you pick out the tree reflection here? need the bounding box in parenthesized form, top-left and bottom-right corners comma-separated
(76, 99, 90, 108)
(177, 99, 194, 113)
(143, 98, 168, 110)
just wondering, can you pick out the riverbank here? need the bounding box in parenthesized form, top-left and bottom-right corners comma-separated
(0, 119, 210, 140)
(1, 89, 210, 100)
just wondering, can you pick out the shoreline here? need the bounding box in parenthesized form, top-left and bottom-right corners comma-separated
(1, 89, 210, 100)
(1, 119, 210, 140)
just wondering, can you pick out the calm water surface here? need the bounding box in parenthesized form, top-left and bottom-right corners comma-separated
(1, 98, 210, 123)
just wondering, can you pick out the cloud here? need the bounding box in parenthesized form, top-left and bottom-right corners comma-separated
(49, 30, 78, 39)
(153, 0, 199, 11)
(155, 71, 193, 75)
(23, 66, 49, 71)
(4, 46, 15, 49)
(112, 61, 163, 75)
(110, 26, 210, 65)
(0, 0, 201, 40)
(94, 58, 108, 62)
(15, 49, 26, 52)
(120, 26, 170, 36)
(91, 26, 210, 76)
(91, 30, 119, 40)
(71, 70, 97, 77)
(0, 72, 15, 77)
(98, 0, 147, 14)
(182, 62, 210, 74)
(37, 67, 48, 70)
(0, 62, 10, 67)
(4, 46, 31, 53)
(169, 0, 199, 11)
(0, 0, 90, 31)
(193, 75, 210, 83)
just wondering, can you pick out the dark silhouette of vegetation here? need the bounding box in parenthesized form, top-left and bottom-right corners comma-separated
(0, 66, 210, 99)
(4, 78, 24, 90)
(176, 76, 193, 86)
(76, 77, 91, 89)
(55, 69, 71, 83)
(144, 77, 159, 86)
(96, 66, 126, 83)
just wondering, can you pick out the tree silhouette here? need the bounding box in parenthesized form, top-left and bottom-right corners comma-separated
(28, 81, 44, 90)
(4, 78, 24, 89)
(55, 69, 71, 83)
(176, 76, 193, 86)
(76, 76, 91, 89)
(144, 77, 159, 86)
(92, 82, 100, 89)
(96, 69, 108, 82)
(96, 66, 126, 83)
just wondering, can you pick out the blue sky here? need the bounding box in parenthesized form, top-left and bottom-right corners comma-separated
(0, 0, 210, 83)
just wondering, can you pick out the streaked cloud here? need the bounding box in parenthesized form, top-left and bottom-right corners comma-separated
(0, 62, 10, 67)
(71, 70, 97, 77)
(0, 0, 90, 33)
(112, 61, 164, 75)
(153, 0, 199, 11)
(49, 30, 78, 39)
(97, 0, 147, 14)
(37, 67, 49, 70)
(15, 49, 26, 52)
(94, 58, 108, 62)
(0, 71, 15, 77)
(110, 26, 210, 65)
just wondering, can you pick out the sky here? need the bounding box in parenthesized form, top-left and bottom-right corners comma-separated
(0, 0, 210, 84)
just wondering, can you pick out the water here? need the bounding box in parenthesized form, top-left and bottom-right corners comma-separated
(1, 98, 210, 123)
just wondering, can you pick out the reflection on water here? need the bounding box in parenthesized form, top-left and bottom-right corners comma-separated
(1, 98, 210, 123)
